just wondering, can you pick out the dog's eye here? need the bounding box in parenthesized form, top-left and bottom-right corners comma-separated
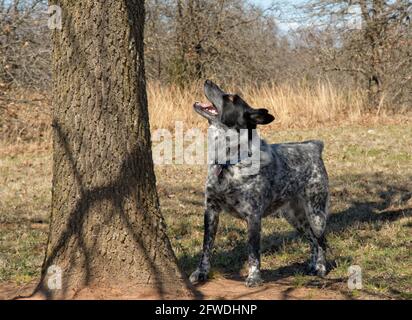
(225, 94, 235, 102)
(225, 94, 241, 103)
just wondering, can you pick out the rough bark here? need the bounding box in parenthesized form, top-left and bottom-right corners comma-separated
(37, 0, 193, 299)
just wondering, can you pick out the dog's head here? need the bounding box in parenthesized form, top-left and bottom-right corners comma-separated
(193, 80, 274, 130)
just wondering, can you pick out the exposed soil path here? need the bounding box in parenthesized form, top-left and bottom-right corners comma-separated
(1, 276, 357, 300)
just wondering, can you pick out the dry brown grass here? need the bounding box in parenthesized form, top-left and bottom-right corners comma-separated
(0, 88, 51, 144)
(146, 81, 395, 132)
(1, 82, 409, 147)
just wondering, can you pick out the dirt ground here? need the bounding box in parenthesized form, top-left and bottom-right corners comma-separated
(1, 276, 355, 300)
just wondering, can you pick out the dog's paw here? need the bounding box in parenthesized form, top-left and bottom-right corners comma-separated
(245, 274, 263, 287)
(189, 269, 208, 284)
(308, 264, 327, 277)
(315, 264, 327, 277)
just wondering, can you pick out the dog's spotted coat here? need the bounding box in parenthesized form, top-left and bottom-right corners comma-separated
(190, 81, 329, 287)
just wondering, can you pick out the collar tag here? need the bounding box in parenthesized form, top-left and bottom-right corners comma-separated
(215, 165, 223, 177)
(214, 163, 230, 177)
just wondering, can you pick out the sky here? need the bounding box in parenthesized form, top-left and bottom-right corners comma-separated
(253, 0, 364, 33)
(253, 0, 281, 8)
(252, 0, 307, 8)
(251, 0, 306, 32)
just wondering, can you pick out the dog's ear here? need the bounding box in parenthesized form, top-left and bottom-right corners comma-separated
(245, 109, 274, 125)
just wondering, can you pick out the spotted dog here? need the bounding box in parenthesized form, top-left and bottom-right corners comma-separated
(189, 80, 330, 287)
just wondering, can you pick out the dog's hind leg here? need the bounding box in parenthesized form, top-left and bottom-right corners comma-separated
(305, 192, 329, 276)
(289, 196, 328, 277)
(189, 204, 220, 284)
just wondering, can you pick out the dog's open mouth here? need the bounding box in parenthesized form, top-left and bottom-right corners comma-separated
(194, 101, 218, 116)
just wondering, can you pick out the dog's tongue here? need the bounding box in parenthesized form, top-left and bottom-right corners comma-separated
(198, 102, 213, 109)
(196, 101, 218, 115)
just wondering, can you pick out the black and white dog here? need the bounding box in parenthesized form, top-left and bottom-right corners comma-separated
(190, 80, 330, 287)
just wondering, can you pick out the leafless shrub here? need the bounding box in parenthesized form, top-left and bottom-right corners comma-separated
(0, 0, 410, 112)
(0, 0, 50, 89)
(297, 0, 412, 110)
(145, 0, 289, 86)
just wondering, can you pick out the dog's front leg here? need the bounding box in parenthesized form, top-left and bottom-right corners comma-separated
(245, 214, 263, 287)
(189, 205, 219, 284)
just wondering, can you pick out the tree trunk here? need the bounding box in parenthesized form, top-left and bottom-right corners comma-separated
(36, 0, 193, 299)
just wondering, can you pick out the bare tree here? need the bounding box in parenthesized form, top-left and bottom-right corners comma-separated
(301, 0, 412, 109)
(145, 0, 282, 86)
(2, 0, 410, 111)
(36, 0, 193, 299)
(0, 0, 50, 88)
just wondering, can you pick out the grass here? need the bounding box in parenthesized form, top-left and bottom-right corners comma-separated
(146, 81, 400, 132)
(0, 150, 50, 284)
(2, 123, 411, 299)
(0, 86, 411, 299)
(2, 82, 409, 145)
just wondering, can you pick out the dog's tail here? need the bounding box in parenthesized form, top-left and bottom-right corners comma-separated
(309, 140, 324, 154)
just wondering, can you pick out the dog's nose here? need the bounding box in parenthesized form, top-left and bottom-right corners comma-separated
(205, 79, 212, 86)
